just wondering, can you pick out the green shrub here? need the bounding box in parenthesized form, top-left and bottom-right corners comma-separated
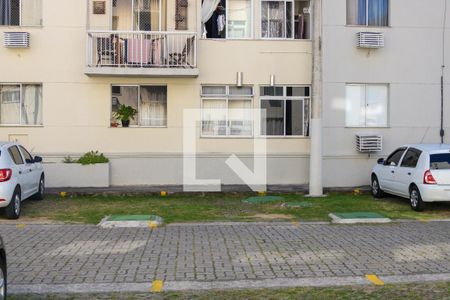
(77, 151, 109, 165)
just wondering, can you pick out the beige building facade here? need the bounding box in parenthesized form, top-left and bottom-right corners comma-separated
(0, 0, 313, 186)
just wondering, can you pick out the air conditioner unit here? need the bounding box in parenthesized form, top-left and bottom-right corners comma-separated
(356, 135, 382, 153)
(357, 32, 384, 49)
(3, 32, 30, 48)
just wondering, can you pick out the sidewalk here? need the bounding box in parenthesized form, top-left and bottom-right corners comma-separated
(2, 221, 450, 294)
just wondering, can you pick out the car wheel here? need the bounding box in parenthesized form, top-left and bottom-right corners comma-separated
(32, 175, 45, 201)
(0, 252, 6, 300)
(5, 188, 21, 220)
(371, 175, 384, 198)
(410, 186, 425, 212)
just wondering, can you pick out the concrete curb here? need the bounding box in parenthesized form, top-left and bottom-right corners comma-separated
(9, 273, 450, 294)
(329, 213, 391, 224)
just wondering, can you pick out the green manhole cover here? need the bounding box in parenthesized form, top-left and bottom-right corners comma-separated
(332, 212, 386, 219)
(283, 201, 314, 208)
(107, 215, 161, 221)
(242, 196, 284, 204)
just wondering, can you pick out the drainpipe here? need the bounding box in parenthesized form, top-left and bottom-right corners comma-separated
(308, 0, 324, 196)
(441, 0, 447, 144)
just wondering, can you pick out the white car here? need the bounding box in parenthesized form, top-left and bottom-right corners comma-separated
(0, 142, 44, 219)
(371, 144, 450, 211)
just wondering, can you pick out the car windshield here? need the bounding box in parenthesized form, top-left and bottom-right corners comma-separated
(430, 153, 450, 170)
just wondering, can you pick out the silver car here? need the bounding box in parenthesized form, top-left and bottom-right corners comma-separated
(0, 142, 44, 219)
(371, 144, 450, 211)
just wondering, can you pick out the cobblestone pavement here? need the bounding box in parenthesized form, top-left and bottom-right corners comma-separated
(2, 222, 450, 286)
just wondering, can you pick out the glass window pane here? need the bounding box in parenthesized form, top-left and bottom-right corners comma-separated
(227, 0, 252, 38)
(140, 86, 167, 126)
(113, 0, 133, 30)
(202, 99, 227, 136)
(229, 86, 253, 96)
(21, 0, 43, 26)
(260, 86, 283, 96)
(365, 85, 387, 127)
(8, 146, 24, 165)
(368, 0, 388, 26)
(401, 148, 421, 168)
(229, 99, 252, 136)
(111, 86, 139, 126)
(285, 100, 303, 135)
(303, 98, 310, 136)
(0, 85, 20, 125)
(134, 0, 160, 31)
(345, 84, 365, 127)
(202, 86, 227, 96)
(262, 1, 285, 38)
(430, 154, 450, 170)
(286, 1, 293, 38)
(22, 84, 42, 125)
(19, 145, 33, 163)
(347, 0, 366, 25)
(286, 86, 309, 97)
(261, 99, 284, 135)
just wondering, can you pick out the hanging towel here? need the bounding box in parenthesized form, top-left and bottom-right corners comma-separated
(127, 38, 152, 64)
(217, 14, 225, 33)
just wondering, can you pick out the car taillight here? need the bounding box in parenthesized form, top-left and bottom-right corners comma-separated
(0, 169, 12, 182)
(424, 170, 437, 184)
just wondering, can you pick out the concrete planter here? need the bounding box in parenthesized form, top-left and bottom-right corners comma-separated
(44, 163, 110, 188)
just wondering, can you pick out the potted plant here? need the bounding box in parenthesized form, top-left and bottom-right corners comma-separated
(113, 105, 137, 127)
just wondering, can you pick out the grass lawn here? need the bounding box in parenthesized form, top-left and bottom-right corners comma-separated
(8, 282, 450, 299)
(4, 191, 450, 224)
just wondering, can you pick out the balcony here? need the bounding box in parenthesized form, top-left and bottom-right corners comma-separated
(85, 31, 199, 77)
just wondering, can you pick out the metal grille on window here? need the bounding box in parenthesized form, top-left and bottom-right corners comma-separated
(175, 0, 188, 30)
(0, 0, 43, 26)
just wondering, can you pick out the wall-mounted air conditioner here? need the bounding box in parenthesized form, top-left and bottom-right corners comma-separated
(357, 32, 384, 49)
(356, 135, 382, 153)
(3, 32, 30, 48)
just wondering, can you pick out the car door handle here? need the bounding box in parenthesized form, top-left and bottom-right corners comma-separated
(391, 170, 395, 174)
(408, 172, 411, 175)
(18, 171, 22, 174)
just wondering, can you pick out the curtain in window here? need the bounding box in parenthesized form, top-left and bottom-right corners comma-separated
(0, 0, 11, 25)
(262, 1, 285, 38)
(201, 0, 221, 37)
(202, 99, 227, 135)
(228, 99, 252, 136)
(0, 85, 20, 125)
(368, 0, 388, 26)
(21, 0, 42, 26)
(261, 100, 284, 135)
(227, 0, 251, 38)
(21, 84, 42, 125)
(347, 0, 367, 25)
(139, 86, 167, 126)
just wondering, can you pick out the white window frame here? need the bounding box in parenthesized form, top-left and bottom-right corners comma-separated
(346, 0, 389, 27)
(259, 85, 310, 137)
(0, 0, 43, 27)
(225, 0, 254, 39)
(345, 83, 389, 128)
(260, 0, 311, 40)
(0, 83, 43, 126)
(201, 85, 254, 137)
(111, 84, 167, 128)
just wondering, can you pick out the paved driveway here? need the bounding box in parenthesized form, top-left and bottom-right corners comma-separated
(2, 222, 450, 292)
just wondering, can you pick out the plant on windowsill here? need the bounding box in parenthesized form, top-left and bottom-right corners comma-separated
(113, 105, 137, 128)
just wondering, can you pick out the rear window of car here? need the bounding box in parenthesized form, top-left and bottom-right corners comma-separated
(430, 153, 450, 170)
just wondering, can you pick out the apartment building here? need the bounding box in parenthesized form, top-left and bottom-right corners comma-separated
(0, 0, 313, 187)
(322, 0, 450, 187)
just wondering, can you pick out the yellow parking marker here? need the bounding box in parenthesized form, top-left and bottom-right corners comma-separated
(291, 221, 300, 226)
(148, 221, 158, 229)
(151, 280, 164, 292)
(160, 191, 167, 197)
(258, 191, 266, 197)
(365, 274, 384, 286)
(16, 223, 25, 229)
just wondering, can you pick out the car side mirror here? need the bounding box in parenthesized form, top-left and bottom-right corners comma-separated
(377, 158, 384, 164)
(33, 156, 43, 163)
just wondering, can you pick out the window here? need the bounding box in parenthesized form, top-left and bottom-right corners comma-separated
(0, 84, 43, 126)
(385, 147, 406, 166)
(261, 0, 310, 39)
(201, 85, 253, 136)
(19, 145, 33, 163)
(260, 86, 310, 136)
(430, 154, 450, 170)
(347, 0, 389, 27)
(202, 0, 252, 39)
(0, 0, 43, 26)
(345, 84, 388, 127)
(111, 85, 167, 127)
(112, 0, 161, 31)
(400, 148, 422, 168)
(8, 146, 24, 165)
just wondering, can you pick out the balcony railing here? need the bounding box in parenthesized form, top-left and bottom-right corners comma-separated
(86, 30, 198, 77)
